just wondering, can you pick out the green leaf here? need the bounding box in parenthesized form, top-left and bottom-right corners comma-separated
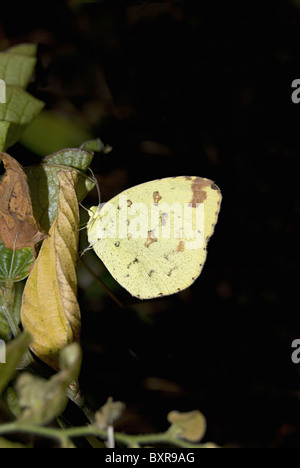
(0, 437, 28, 449)
(0, 240, 35, 283)
(8, 43, 38, 58)
(43, 148, 95, 171)
(20, 111, 92, 156)
(0, 332, 32, 396)
(59, 342, 82, 374)
(3, 386, 22, 419)
(0, 43, 44, 152)
(80, 138, 113, 154)
(16, 343, 82, 426)
(25, 164, 94, 232)
(0, 85, 44, 151)
(0, 309, 11, 340)
(0, 52, 37, 88)
(12, 282, 24, 327)
(0, 122, 10, 152)
(0, 282, 24, 340)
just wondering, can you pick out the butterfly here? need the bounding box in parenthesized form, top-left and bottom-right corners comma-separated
(87, 176, 221, 300)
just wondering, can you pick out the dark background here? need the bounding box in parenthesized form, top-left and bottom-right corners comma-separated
(1, 0, 300, 447)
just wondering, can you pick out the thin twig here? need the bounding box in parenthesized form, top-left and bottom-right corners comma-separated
(79, 258, 124, 309)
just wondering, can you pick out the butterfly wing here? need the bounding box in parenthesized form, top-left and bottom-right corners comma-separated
(88, 176, 222, 299)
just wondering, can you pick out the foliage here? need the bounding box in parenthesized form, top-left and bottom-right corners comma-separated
(0, 44, 217, 448)
(0, 44, 44, 152)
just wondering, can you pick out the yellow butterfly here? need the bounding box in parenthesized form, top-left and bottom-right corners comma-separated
(87, 176, 221, 300)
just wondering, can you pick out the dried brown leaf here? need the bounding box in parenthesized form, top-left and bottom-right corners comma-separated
(0, 152, 47, 250)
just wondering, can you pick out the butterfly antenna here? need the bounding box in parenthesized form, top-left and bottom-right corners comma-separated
(79, 202, 92, 214)
(88, 167, 101, 206)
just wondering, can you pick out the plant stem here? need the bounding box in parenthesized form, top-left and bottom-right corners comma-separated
(0, 422, 205, 448)
(66, 382, 95, 424)
(0, 281, 20, 338)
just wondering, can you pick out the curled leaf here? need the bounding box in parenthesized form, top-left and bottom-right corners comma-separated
(21, 171, 81, 369)
(167, 410, 207, 443)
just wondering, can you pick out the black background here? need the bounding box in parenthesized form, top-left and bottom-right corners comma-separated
(1, 0, 300, 447)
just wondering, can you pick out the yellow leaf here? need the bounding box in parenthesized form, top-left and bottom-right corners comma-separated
(21, 171, 81, 370)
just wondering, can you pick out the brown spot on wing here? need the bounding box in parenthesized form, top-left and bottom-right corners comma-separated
(190, 177, 212, 207)
(127, 200, 132, 207)
(153, 191, 162, 204)
(167, 266, 178, 277)
(177, 241, 185, 252)
(145, 230, 158, 248)
(127, 258, 139, 269)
